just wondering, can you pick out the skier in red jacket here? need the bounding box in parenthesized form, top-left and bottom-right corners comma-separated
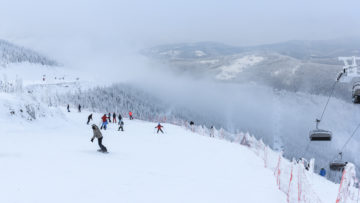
(129, 111, 133, 120)
(100, 114, 109, 130)
(155, 123, 164, 134)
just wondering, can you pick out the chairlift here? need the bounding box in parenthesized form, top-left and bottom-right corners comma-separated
(329, 152, 347, 171)
(352, 82, 360, 103)
(309, 119, 332, 141)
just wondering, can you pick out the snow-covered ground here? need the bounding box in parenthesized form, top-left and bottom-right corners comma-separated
(216, 55, 264, 80)
(0, 107, 290, 203)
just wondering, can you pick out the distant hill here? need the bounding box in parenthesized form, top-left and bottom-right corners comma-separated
(0, 39, 58, 67)
(143, 39, 360, 100)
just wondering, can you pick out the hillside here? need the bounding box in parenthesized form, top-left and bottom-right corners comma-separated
(0, 39, 58, 67)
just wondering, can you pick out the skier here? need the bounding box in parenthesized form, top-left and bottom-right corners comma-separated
(100, 114, 108, 130)
(113, 112, 117, 123)
(108, 113, 112, 123)
(155, 123, 164, 134)
(118, 113, 122, 121)
(67, 104, 70, 112)
(87, 114, 93, 125)
(129, 111, 133, 120)
(210, 126, 214, 137)
(118, 120, 124, 131)
(78, 104, 81, 112)
(91, 124, 108, 153)
(189, 121, 195, 131)
(319, 168, 326, 177)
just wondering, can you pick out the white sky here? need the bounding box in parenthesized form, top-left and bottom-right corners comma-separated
(0, 0, 359, 62)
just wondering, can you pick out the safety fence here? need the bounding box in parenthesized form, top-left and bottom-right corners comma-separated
(335, 163, 360, 203)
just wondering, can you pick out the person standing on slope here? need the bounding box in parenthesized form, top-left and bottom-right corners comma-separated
(118, 113, 122, 122)
(113, 112, 117, 123)
(319, 168, 326, 177)
(67, 104, 70, 112)
(108, 113, 112, 123)
(155, 123, 164, 134)
(87, 114, 93, 125)
(129, 111, 133, 120)
(91, 124, 108, 153)
(78, 104, 81, 112)
(210, 126, 214, 137)
(100, 114, 109, 130)
(118, 120, 124, 131)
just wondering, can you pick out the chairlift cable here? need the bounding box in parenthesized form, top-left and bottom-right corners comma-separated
(330, 122, 360, 161)
(319, 81, 338, 122)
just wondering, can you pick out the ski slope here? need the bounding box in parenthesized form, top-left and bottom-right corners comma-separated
(0, 108, 288, 203)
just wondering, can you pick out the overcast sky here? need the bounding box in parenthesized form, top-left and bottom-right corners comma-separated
(0, 0, 359, 59)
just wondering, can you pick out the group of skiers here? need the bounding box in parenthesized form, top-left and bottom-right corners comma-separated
(98, 113, 125, 131)
(68, 105, 167, 153)
(88, 113, 165, 153)
(88, 112, 128, 153)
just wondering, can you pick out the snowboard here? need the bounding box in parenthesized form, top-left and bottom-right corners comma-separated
(97, 149, 109, 153)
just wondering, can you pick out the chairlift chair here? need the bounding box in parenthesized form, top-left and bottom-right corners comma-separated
(309, 129, 332, 141)
(329, 152, 347, 171)
(309, 119, 332, 141)
(352, 82, 360, 103)
(329, 161, 347, 171)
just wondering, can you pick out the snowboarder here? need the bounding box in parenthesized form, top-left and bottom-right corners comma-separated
(113, 112, 117, 123)
(67, 104, 70, 112)
(100, 114, 108, 130)
(108, 113, 112, 123)
(118, 113, 122, 121)
(129, 111, 133, 120)
(87, 114, 93, 125)
(91, 124, 108, 153)
(155, 123, 164, 134)
(319, 168, 326, 177)
(118, 120, 124, 131)
(78, 104, 81, 112)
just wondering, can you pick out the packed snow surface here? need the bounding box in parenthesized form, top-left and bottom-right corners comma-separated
(0, 109, 287, 203)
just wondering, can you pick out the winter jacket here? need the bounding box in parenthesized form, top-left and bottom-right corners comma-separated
(319, 168, 326, 176)
(156, 124, 163, 130)
(91, 125, 103, 139)
(118, 114, 122, 120)
(129, 112, 133, 116)
(102, 115, 108, 122)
